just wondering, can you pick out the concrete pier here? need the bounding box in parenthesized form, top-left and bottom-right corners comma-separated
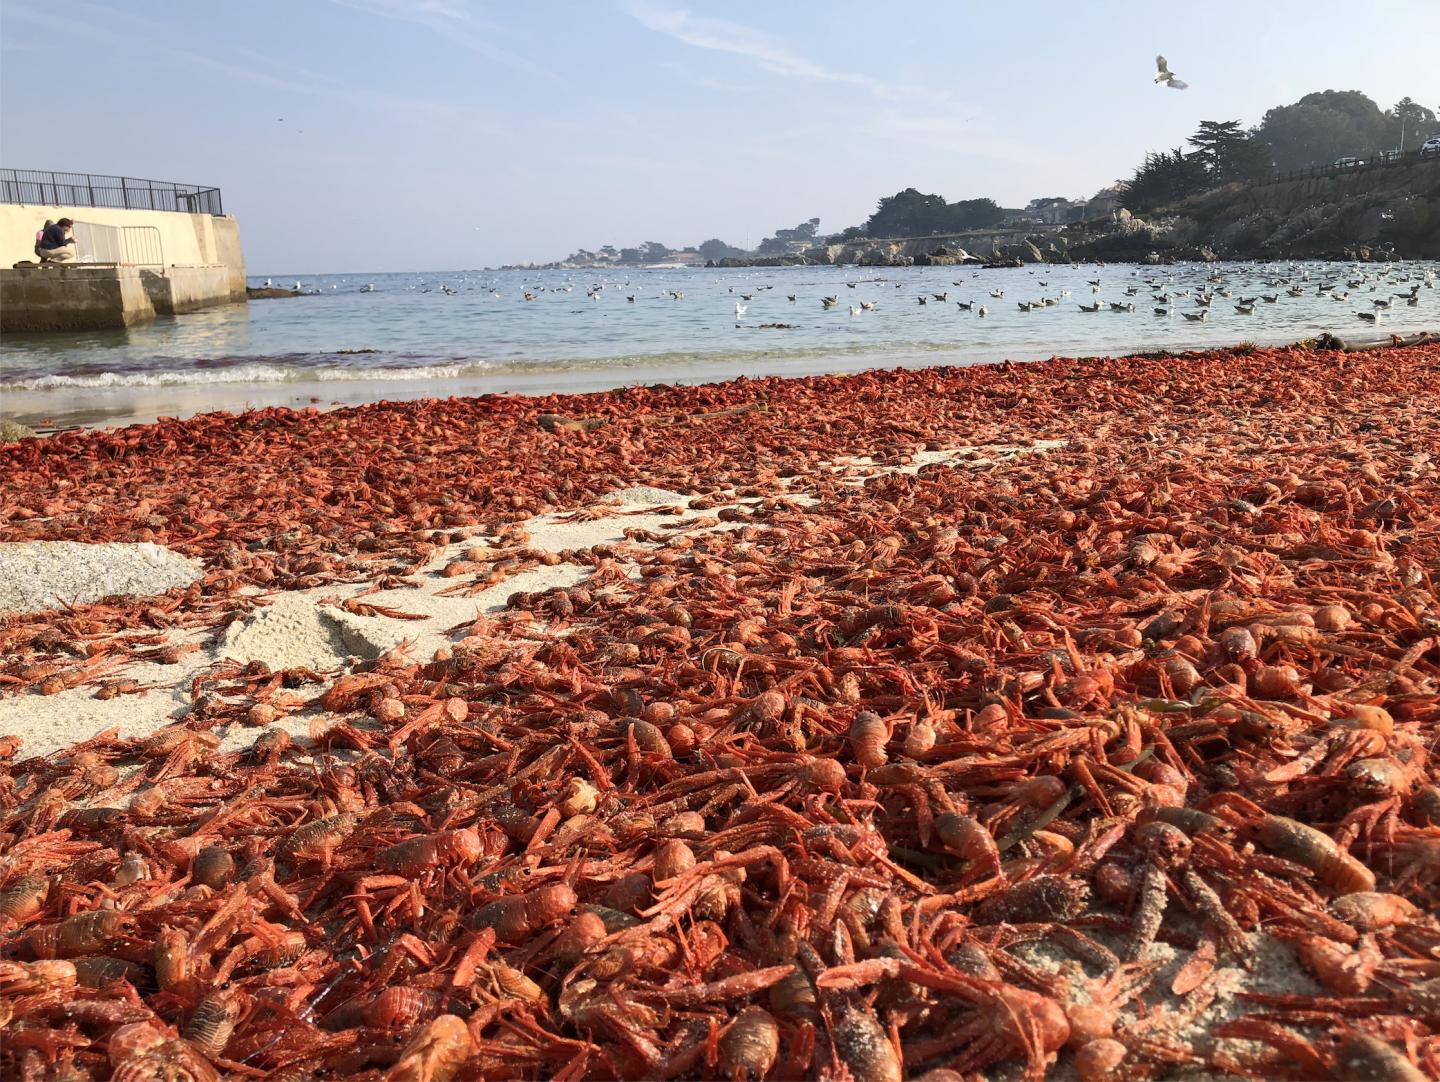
(0, 203, 247, 333)
(0, 263, 247, 332)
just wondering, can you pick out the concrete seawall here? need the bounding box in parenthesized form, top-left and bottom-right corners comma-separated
(0, 204, 246, 333)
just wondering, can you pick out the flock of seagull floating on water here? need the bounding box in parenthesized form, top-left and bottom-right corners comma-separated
(259, 262, 1436, 329)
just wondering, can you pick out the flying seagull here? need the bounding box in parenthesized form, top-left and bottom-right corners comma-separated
(1155, 56, 1188, 90)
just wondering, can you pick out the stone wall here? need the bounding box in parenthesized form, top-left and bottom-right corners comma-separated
(0, 265, 156, 332)
(0, 264, 247, 333)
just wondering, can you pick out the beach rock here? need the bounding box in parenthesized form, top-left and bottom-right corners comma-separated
(0, 420, 38, 442)
(0, 541, 202, 614)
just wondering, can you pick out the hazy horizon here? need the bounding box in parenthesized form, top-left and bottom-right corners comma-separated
(3, 0, 1438, 275)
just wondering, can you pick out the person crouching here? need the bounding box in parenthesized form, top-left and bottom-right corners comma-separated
(36, 217, 78, 262)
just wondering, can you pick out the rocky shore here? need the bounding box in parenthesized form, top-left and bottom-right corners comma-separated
(698, 156, 1440, 269)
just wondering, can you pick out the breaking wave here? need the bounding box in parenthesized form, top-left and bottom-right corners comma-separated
(1, 362, 495, 391)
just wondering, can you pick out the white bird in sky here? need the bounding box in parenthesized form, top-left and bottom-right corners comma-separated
(1154, 56, 1188, 90)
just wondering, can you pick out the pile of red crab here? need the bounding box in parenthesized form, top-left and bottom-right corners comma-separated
(2, 342, 1439, 1081)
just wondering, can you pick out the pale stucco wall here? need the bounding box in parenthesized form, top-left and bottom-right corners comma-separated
(0, 204, 245, 290)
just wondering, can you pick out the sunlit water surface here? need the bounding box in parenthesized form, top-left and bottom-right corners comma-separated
(2, 261, 1436, 427)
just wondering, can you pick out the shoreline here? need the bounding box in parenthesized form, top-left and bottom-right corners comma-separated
(5, 327, 1435, 432)
(2, 341, 1438, 1077)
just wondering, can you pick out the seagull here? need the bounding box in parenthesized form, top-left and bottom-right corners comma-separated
(1078, 300, 1101, 312)
(917, 296, 928, 305)
(1262, 294, 1279, 303)
(822, 295, 838, 308)
(735, 302, 747, 317)
(1155, 56, 1188, 90)
(1182, 310, 1207, 321)
(977, 305, 987, 317)
(932, 292, 948, 302)
(849, 305, 862, 316)
(1234, 303, 1254, 314)
(957, 300, 974, 311)
(1356, 310, 1379, 321)
(1154, 307, 1172, 316)
(860, 301, 876, 310)
(1110, 302, 1136, 312)
(263, 278, 272, 287)
(360, 283, 376, 292)
(989, 289, 1005, 298)
(788, 295, 796, 302)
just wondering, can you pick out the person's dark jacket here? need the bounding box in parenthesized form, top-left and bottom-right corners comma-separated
(39, 223, 72, 250)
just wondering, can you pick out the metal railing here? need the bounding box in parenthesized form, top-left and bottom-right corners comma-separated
(0, 169, 223, 215)
(65, 222, 165, 267)
(1251, 147, 1433, 188)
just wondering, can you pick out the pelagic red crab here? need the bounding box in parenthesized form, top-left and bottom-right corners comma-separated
(1, 341, 1438, 1079)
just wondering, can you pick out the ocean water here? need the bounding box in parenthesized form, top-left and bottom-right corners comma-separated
(2, 261, 1437, 427)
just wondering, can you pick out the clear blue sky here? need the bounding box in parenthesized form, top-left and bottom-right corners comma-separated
(3, 1, 1437, 274)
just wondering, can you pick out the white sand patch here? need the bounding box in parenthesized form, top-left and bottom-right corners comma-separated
(602, 486, 691, 506)
(0, 541, 202, 614)
(219, 593, 362, 672)
(0, 655, 196, 759)
(0, 454, 1049, 760)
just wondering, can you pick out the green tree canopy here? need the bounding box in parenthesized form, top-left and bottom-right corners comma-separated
(945, 198, 1005, 231)
(1254, 90, 1389, 169)
(862, 190, 1004, 237)
(755, 218, 823, 254)
(1118, 148, 1209, 214)
(698, 238, 745, 261)
(1187, 120, 1273, 184)
(1387, 97, 1438, 151)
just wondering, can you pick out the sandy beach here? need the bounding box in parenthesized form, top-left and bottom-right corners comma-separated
(2, 343, 1439, 1079)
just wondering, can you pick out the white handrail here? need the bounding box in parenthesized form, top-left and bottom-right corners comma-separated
(68, 221, 165, 269)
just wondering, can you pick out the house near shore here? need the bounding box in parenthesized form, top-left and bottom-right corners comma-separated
(1083, 185, 1126, 221)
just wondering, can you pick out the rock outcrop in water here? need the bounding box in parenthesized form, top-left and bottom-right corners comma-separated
(709, 231, 1071, 268)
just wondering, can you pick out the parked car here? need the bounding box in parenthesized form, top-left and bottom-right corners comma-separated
(1422, 136, 1440, 156)
(1334, 156, 1365, 168)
